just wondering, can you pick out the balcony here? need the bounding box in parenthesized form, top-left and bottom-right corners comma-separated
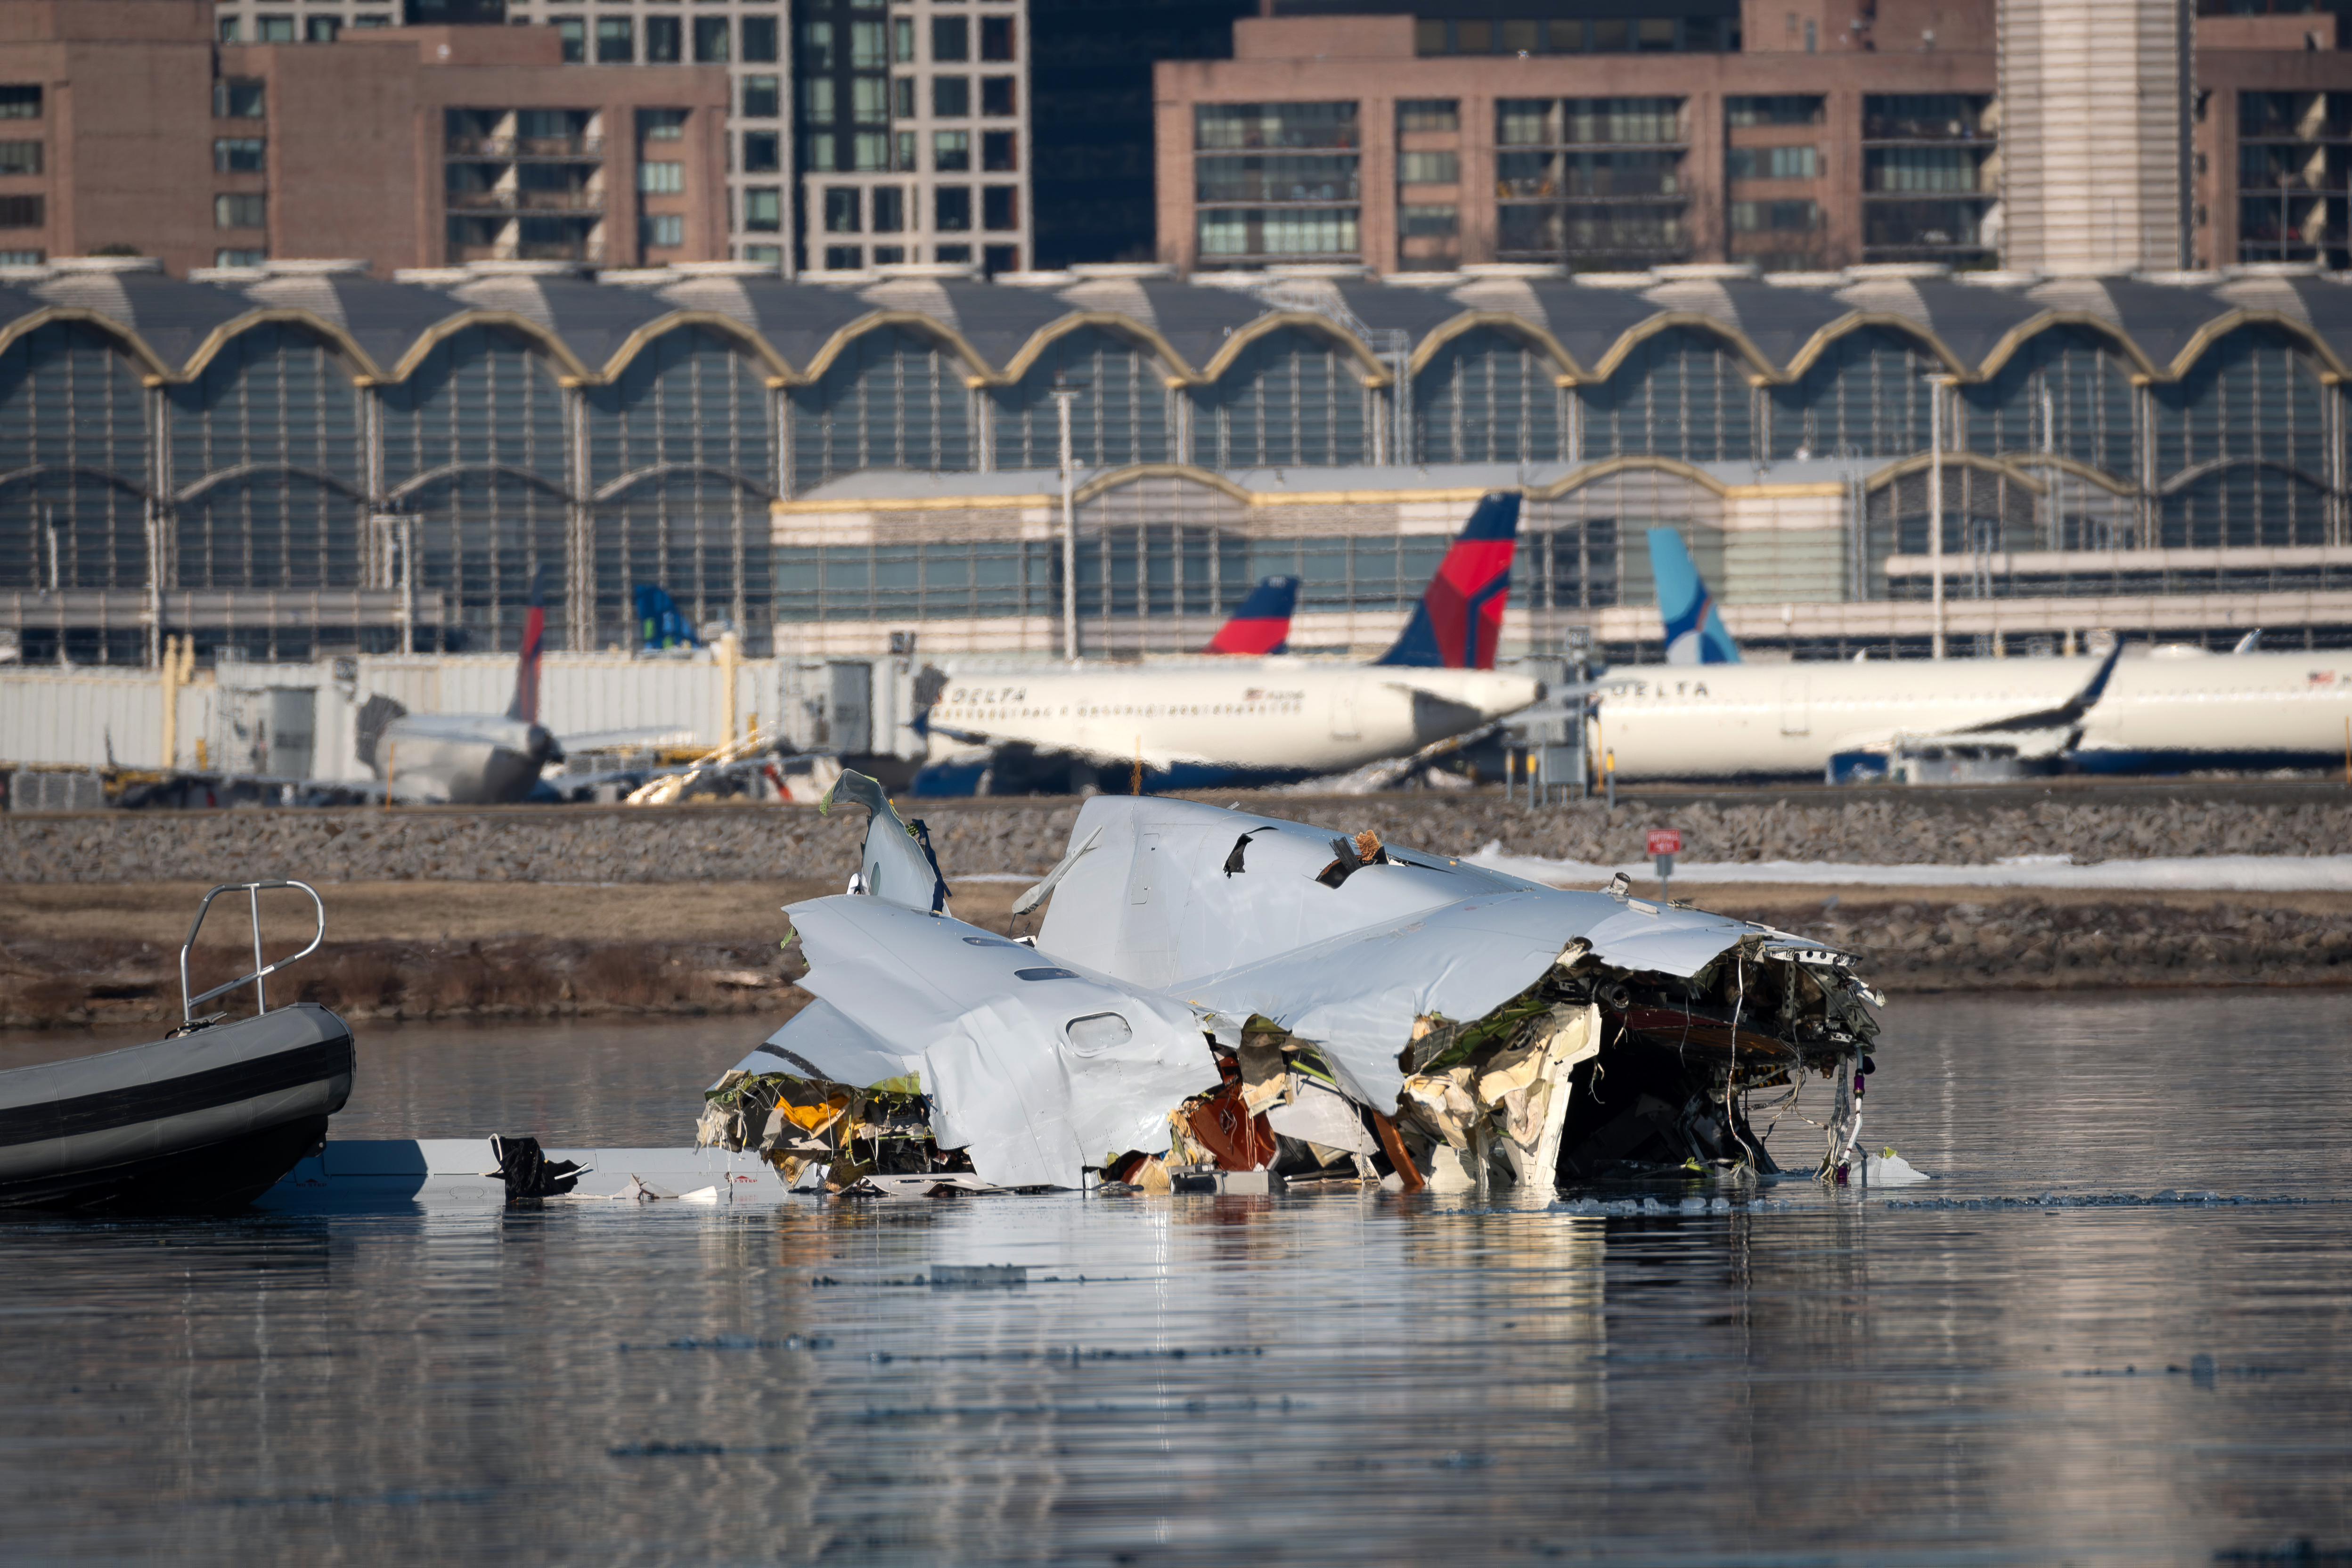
(445, 135, 604, 159)
(445, 189, 605, 213)
(449, 238, 607, 264)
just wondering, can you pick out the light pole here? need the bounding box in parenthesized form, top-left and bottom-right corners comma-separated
(1049, 373, 1087, 662)
(1926, 374, 1956, 660)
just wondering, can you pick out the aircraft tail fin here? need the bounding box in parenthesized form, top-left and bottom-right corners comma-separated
(507, 569, 547, 724)
(1648, 527, 1740, 665)
(1373, 491, 1520, 670)
(1203, 575, 1298, 655)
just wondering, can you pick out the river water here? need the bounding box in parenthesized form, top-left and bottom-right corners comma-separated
(2, 991, 2348, 1565)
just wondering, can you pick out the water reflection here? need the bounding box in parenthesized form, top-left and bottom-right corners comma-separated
(0, 992, 2346, 1561)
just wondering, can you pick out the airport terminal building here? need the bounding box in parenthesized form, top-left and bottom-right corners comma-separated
(6, 252, 2352, 669)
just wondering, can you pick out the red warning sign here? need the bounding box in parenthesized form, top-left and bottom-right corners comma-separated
(1645, 828, 1683, 857)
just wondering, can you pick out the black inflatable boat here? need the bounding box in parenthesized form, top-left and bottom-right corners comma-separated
(0, 882, 356, 1213)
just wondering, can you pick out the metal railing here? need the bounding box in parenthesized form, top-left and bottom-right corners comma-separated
(179, 880, 326, 1023)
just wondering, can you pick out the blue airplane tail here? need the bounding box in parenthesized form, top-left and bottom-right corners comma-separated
(1374, 491, 1521, 670)
(1647, 527, 1740, 665)
(634, 584, 701, 651)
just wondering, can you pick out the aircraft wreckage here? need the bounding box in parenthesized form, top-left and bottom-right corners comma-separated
(698, 775, 1885, 1196)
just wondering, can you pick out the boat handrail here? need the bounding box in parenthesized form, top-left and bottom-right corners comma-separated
(180, 880, 328, 1022)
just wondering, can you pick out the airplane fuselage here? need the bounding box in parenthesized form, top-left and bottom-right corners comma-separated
(1595, 651, 2352, 780)
(376, 713, 558, 804)
(922, 660, 1543, 789)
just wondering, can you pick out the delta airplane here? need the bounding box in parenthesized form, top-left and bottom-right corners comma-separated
(912, 493, 1542, 794)
(1598, 532, 2352, 779)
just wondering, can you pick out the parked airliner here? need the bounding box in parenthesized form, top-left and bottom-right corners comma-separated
(1597, 537, 2352, 779)
(911, 494, 1540, 794)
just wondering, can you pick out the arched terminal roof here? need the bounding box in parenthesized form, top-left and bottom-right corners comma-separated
(7, 258, 2350, 391)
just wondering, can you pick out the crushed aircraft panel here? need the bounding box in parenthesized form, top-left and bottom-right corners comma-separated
(702, 779, 1886, 1195)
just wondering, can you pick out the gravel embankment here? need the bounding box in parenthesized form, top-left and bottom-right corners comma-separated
(4, 792, 2350, 884)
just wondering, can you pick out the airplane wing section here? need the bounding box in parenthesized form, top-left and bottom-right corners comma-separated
(1823, 643, 2124, 756)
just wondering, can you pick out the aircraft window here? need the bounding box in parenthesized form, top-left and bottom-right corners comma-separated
(1065, 1011, 1132, 1055)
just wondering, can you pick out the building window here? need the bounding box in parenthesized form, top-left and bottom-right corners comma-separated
(218, 17, 241, 41)
(215, 247, 266, 267)
(1401, 203, 1457, 236)
(0, 141, 41, 175)
(641, 213, 685, 248)
(979, 15, 1014, 60)
(935, 186, 972, 230)
(1197, 207, 1357, 257)
(893, 16, 915, 61)
(742, 75, 779, 118)
(893, 76, 915, 118)
(741, 15, 778, 61)
(1396, 99, 1458, 132)
(743, 186, 782, 231)
(932, 14, 968, 60)
(0, 249, 42, 264)
(824, 244, 864, 270)
(1398, 150, 1457, 184)
(852, 76, 890, 124)
(352, 13, 392, 28)
(872, 244, 904, 264)
(0, 87, 41, 122)
(554, 16, 585, 60)
(1195, 102, 1358, 150)
(639, 161, 684, 193)
(0, 195, 44, 228)
(802, 79, 835, 119)
(596, 17, 633, 62)
(934, 130, 970, 171)
(214, 80, 266, 118)
(873, 185, 905, 231)
(1727, 96, 1823, 127)
(824, 187, 862, 231)
(305, 16, 340, 42)
(641, 109, 687, 141)
(693, 16, 728, 61)
(646, 16, 680, 61)
(984, 242, 1018, 273)
(852, 133, 890, 170)
(1729, 199, 1819, 232)
(933, 76, 969, 117)
(981, 129, 1016, 172)
(1727, 146, 1818, 180)
(214, 193, 267, 229)
(1197, 155, 1357, 202)
(982, 185, 1017, 230)
(893, 131, 917, 170)
(801, 18, 833, 68)
(212, 138, 264, 173)
(935, 244, 971, 262)
(743, 244, 782, 264)
(851, 18, 886, 67)
(257, 16, 296, 41)
(980, 76, 1015, 117)
(743, 130, 780, 172)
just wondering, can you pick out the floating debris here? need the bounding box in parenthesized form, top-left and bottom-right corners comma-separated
(699, 776, 1894, 1197)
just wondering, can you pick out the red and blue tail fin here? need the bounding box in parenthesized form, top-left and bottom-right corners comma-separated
(1204, 574, 1298, 654)
(507, 568, 546, 724)
(1372, 491, 1520, 670)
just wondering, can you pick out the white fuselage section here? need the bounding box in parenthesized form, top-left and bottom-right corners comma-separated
(929, 660, 1544, 777)
(1595, 651, 2352, 779)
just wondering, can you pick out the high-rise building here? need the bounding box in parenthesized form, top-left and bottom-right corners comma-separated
(0, 0, 729, 275)
(793, 0, 1032, 276)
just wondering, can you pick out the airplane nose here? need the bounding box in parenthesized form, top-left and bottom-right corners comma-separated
(1534, 681, 1550, 701)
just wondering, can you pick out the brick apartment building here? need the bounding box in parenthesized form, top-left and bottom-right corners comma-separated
(1152, 0, 2352, 275)
(0, 0, 729, 275)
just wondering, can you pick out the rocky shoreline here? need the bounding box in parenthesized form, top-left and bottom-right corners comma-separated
(3, 790, 2350, 885)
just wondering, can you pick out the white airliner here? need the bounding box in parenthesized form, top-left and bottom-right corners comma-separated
(912, 493, 1539, 794)
(1596, 537, 2352, 779)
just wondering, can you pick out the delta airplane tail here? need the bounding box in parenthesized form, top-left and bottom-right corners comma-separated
(1203, 575, 1299, 655)
(1648, 527, 1740, 665)
(1373, 491, 1520, 670)
(506, 570, 547, 724)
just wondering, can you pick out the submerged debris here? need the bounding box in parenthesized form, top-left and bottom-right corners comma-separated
(700, 776, 1891, 1196)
